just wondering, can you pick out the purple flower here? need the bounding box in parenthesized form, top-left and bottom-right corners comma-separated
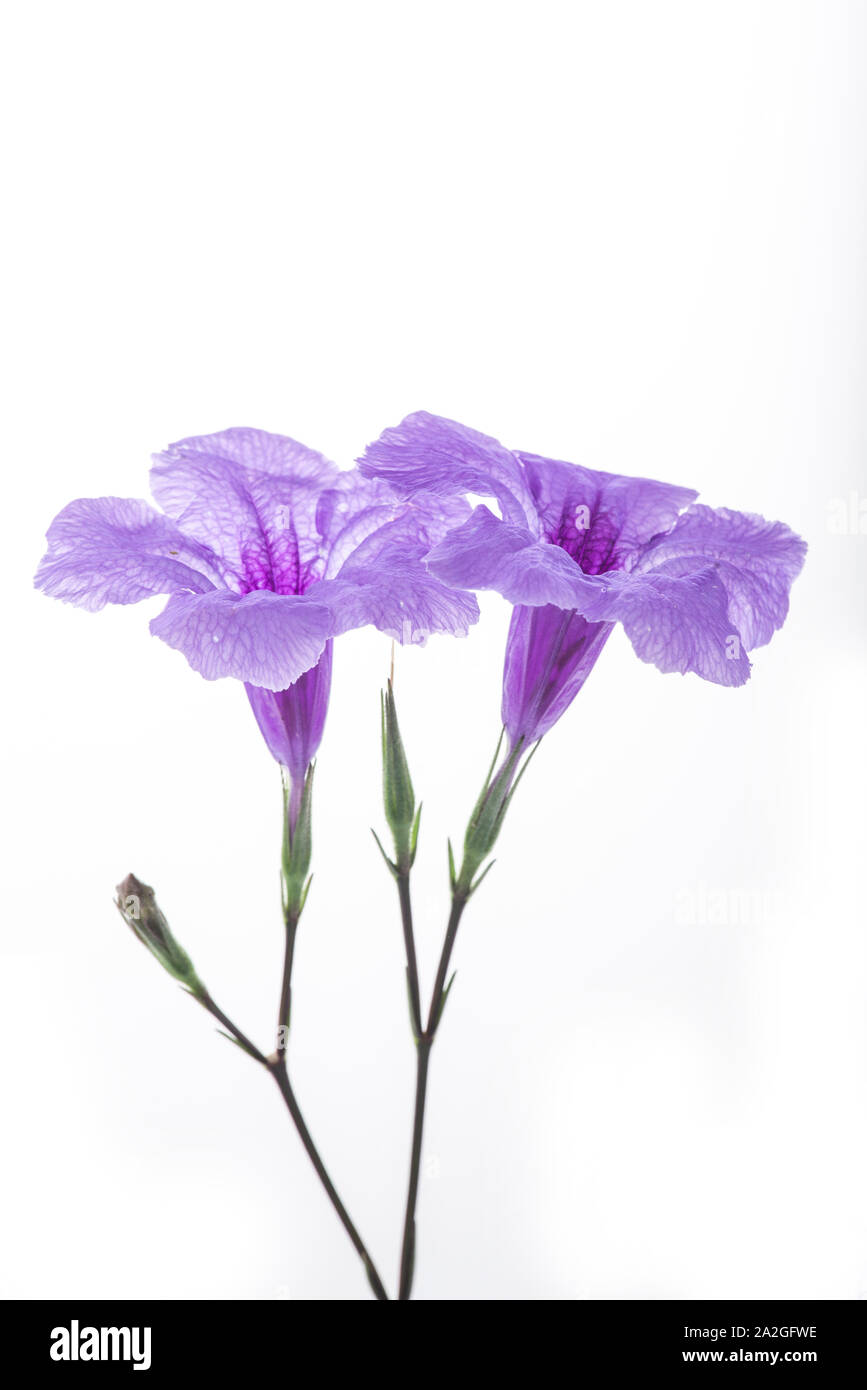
(360, 412, 806, 745)
(36, 427, 479, 788)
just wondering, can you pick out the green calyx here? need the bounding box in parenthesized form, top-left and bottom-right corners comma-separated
(379, 680, 419, 874)
(281, 763, 315, 921)
(454, 732, 538, 897)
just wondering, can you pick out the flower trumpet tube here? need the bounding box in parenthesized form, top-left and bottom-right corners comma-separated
(246, 641, 333, 833)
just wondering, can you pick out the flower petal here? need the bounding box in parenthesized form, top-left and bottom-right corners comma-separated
(150, 588, 331, 687)
(151, 428, 340, 594)
(313, 470, 480, 640)
(170, 427, 338, 478)
(635, 504, 807, 648)
(590, 563, 753, 685)
(317, 561, 479, 644)
(359, 411, 538, 531)
(426, 505, 605, 609)
(34, 497, 220, 610)
(316, 470, 471, 579)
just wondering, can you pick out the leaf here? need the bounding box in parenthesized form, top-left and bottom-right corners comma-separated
(409, 802, 423, 866)
(469, 859, 496, 898)
(371, 828, 397, 878)
(215, 1029, 262, 1062)
(437, 971, 458, 1025)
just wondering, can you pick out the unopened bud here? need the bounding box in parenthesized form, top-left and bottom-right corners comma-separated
(115, 873, 203, 994)
(381, 681, 419, 872)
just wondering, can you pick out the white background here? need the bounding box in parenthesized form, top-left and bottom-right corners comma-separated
(2, 1, 865, 1300)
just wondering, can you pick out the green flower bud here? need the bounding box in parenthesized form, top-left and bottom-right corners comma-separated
(381, 681, 419, 873)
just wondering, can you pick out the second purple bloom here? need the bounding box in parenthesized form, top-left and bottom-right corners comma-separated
(361, 412, 807, 745)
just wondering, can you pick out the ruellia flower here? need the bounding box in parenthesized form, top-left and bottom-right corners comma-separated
(35, 427, 479, 785)
(360, 412, 806, 745)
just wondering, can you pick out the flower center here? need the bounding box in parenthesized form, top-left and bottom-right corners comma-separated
(237, 507, 324, 596)
(551, 502, 623, 576)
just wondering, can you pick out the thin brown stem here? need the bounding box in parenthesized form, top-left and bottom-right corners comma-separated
(397, 870, 422, 1039)
(277, 913, 298, 1041)
(397, 889, 469, 1300)
(268, 1055, 389, 1301)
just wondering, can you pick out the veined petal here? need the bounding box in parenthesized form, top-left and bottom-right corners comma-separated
(150, 588, 331, 687)
(635, 504, 807, 648)
(316, 561, 479, 644)
(359, 411, 538, 531)
(170, 427, 338, 479)
(333, 496, 473, 578)
(588, 564, 753, 685)
(426, 505, 605, 609)
(517, 452, 698, 571)
(151, 428, 340, 595)
(315, 470, 479, 638)
(317, 471, 405, 577)
(316, 470, 471, 580)
(34, 497, 220, 610)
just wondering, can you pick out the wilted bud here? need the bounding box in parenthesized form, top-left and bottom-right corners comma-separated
(115, 873, 204, 994)
(381, 681, 420, 873)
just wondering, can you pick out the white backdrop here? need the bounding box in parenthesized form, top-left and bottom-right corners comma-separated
(2, 0, 865, 1300)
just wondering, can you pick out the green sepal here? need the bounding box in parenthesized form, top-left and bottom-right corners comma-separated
(437, 970, 458, 1025)
(215, 1028, 263, 1062)
(282, 763, 315, 919)
(468, 860, 496, 898)
(409, 802, 423, 868)
(371, 827, 398, 878)
(450, 734, 542, 898)
(459, 739, 523, 890)
(381, 680, 417, 872)
(298, 874, 313, 916)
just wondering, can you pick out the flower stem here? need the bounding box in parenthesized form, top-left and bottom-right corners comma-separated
(391, 729, 539, 1298)
(398, 1037, 429, 1298)
(277, 912, 298, 1036)
(397, 870, 422, 1040)
(397, 887, 469, 1300)
(268, 1054, 389, 1301)
(197, 984, 389, 1299)
(199, 990, 269, 1064)
(275, 815, 389, 1297)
